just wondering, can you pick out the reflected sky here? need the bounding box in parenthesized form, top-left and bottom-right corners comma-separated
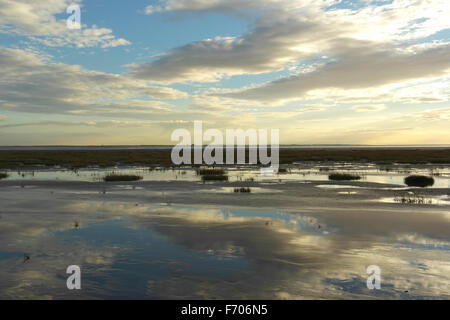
(0, 185, 449, 299)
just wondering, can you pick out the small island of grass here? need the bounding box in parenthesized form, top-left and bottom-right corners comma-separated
(404, 175, 434, 188)
(103, 173, 143, 182)
(329, 173, 361, 181)
(198, 168, 228, 181)
(0, 172, 8, 180)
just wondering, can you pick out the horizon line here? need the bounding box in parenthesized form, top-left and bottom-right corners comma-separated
(1, 144, 450, 148)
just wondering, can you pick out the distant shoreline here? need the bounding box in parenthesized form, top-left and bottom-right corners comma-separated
(1, 145, 450, 151)
(1, 148, 450, 169)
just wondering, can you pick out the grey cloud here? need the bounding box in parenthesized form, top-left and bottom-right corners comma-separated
(145, 0, 336, 15)
(130, 18, 328, 83)
(134, 0, 450, 86)
(0, 48, 188, 115)
(133, 0, 350, 83)
(215, 43, 450, 103)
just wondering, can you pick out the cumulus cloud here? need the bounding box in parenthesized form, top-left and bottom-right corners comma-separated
(0, 47, 188, 116)
(129, 23, 318, 83)
(134, 0, 450, 85)
(0, 0, 130, 48)
(133, 1, 347, 83)
(144, 0, 337, 15)
(215, 43, 450, 104)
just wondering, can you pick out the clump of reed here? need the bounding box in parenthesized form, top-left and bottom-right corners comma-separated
(394, 195, 432, 204)
(197, 168, 228, 181)
(103, 173, 143, 182)
(0, 172, 8, 180)
(234, 187, 251, 193)
(328, 173, 361, 181)
(198, 168, 226, 175)
(404, 175, 434, 188)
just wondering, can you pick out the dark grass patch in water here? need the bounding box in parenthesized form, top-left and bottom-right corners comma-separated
(201, 175, 229, 181)
(234, 187, 251, 193)
(104, 174, 143, 182)
(198, 168, 227, 176)
(198, 168, 228, 181)
(2, 149, 450, 169)
(404, 175, 434, 188)
(328, 173, 361, 181)
(394, 195, 433, 204)
(0, 172, 8, 179)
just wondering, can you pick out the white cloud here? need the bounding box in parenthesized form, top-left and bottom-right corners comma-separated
(133, 1, 346, 83)
(134, 0, 450, 90)
(352, 104, 387, 112)
(216, 43, 450, 104)
(0, 0, 130, 48)
(408, 108, 450, 121)
(144, 0, 338, 15)
(0, 47, 188, 116)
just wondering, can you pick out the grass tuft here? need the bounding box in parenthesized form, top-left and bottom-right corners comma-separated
(394, 195, 432, 204)
(234, 187, 251, 193)
(404, 175, 434, 188)
(1, 149, 450, 169)
(0, 172, 8, 180)
(198, 168, 228, 181)
(201, 175, 228, 181)
(328, 173, 361, 181)
(198, 168, 227, 176)
(103, 173, 143, 182)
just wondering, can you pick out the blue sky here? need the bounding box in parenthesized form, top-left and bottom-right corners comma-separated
(0, 0, 449, 145)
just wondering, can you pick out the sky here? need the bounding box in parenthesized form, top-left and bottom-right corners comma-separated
(0, 0, 449, 146)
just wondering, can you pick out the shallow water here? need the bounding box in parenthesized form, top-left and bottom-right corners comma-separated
(0, 163, 449, 299)
(3, 163, 450, 188)
(0, 187, 449, 299)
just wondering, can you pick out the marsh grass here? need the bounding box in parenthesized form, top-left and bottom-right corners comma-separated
(394, 195, 432, 204)
(198, 168, 228, 181)
(198, 168, 227, 176)
(201, 175, 228, 181)
(234, 187, 251, 193)
(103, 173, 143, 182)
(1, 149, 450, 169)
(328, 173, 361, 181)
(404, 175, 434, 188)
(0, 172, 8, 180)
